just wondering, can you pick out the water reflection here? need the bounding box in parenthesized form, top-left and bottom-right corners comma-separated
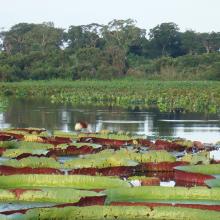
(0, 98, 220, 143)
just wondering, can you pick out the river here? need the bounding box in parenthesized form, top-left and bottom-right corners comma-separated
(0, 98, 220, 143)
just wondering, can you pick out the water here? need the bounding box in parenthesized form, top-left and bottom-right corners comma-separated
(0, 98, 220, 143)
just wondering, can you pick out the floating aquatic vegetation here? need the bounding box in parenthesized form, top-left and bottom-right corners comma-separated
(0, 174, 130, 189)
(15, 205, 220, 220)
(140, 161, 188, 172)
(0, 165, 64, 175)
(174, 169, 215, 186)
(68, 166, 138, 177)
(0, 127, 220, 219)
(2, 149, 48, 158)
(47, 144, 102, 157)
(110, 202, 220, 212)
(206, 179, 220, 188)
(0, 98, 8, 113)
(64, 156, 138, 169)
(2, 157, 62, 169)
(180, 152, 210, 165)
(105, 186, 220, 203)
(85, 149, 176, 164)
(175, 164, 220, 175)
(0, 188, 104, 204)
(10, 128, 47, 135)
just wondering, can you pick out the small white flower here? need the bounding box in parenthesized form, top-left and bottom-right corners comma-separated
(160, 181, 176, 187)
(130, 180, 141, 187)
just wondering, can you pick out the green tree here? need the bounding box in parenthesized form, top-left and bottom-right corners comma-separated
(101, 19, 146, 75)
(23, 22, 64, 52)
(181, 30, 202, 55)
(0, 22, 64, 54)
(102, 19, 146, 53)
(199, 32, 220, 53)
(149, 22, 183, 57)
(67, 23, 103, 51)
(1, 23, 35, 54)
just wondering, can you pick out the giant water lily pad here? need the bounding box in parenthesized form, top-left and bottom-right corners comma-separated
(64, 156, 138, 169)
(206, 179, 220, 188)
(2, 157, 62, 169)
(11, 205, 220, 220)
(0, 174, 130, 189)
(105, 186, 220, 203)
(175, 164, 220, 175)
(2, 149, 48, 158)
(180, 152, 210, 165)
(0, 188, 103, 204)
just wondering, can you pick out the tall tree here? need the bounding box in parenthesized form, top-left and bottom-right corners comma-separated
(67, 23, 103, 51)
(181, 30, 202, 55)
(1, 23, 35, 54)
(101, 19, 146, 74)
(149, 22, 182, 57)
(23, 22, 64, 52)
(199, 32, 220, 53)
(0, 22, 64, 54)
(102, 19, 146, 53)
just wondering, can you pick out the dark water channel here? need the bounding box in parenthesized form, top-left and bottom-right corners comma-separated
(0, 98, 220, 143)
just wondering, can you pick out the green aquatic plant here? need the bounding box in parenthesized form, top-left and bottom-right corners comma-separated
(16, 141, 54, 150)
(0, 141, 18, 149)
(63, 156, 138, 169)
(85, 149, 176, 163)
(3, 157, 62, 169)
(76, 132, 144, 141)
(2, 149, 49, 158)
(0, 174, 130, 189)
(53, 130, 78, 139)
(105, 186, 220, 203)
(0, 188, 103, 204)
(14, 205, 220, 220)
(1, 80, 220, 113)
(175, 164, 220, 175)
(174, 140, 193, 148)
(206, 179, 220, 188)
(139, 150, 176, 163)
(180, 152, 210, 165)
(0, 97, 8, 113)
(2, 128, 49, 137)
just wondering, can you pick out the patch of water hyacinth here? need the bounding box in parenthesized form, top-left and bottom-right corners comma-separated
(0, 80, 220, 113)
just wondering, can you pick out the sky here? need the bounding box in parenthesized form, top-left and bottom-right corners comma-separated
(0, 0, 219, 32)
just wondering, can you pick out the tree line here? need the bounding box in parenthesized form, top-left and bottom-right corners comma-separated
(0, 19, 220, 81)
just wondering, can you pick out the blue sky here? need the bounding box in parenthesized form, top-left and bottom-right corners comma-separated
(0, 0, 219, 32)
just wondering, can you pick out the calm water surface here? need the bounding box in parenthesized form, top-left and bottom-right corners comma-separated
(0, 98, 220, 143)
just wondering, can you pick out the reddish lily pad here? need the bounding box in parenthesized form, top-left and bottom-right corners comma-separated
(174, 169, 215, 186)
(14, 153, 48, 160)
(0, 195, 106, 215)
(9, 189, 42, 199)
(0, 132, 24, 140)
(47, 145, 101, 156)
(69, 166, 138, 177)
(140, 162, 189, 172)
(151, 140, 186, 151)
(0, 134, 13, 141)
(0, 165, 64, 175)
(0, 147, 6, 156)
(41, 136, 72, 146)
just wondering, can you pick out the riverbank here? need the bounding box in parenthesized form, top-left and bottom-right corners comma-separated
(0, 79, 220, 113)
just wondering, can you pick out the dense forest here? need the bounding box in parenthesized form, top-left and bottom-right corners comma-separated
(0, 19, 220, 81)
